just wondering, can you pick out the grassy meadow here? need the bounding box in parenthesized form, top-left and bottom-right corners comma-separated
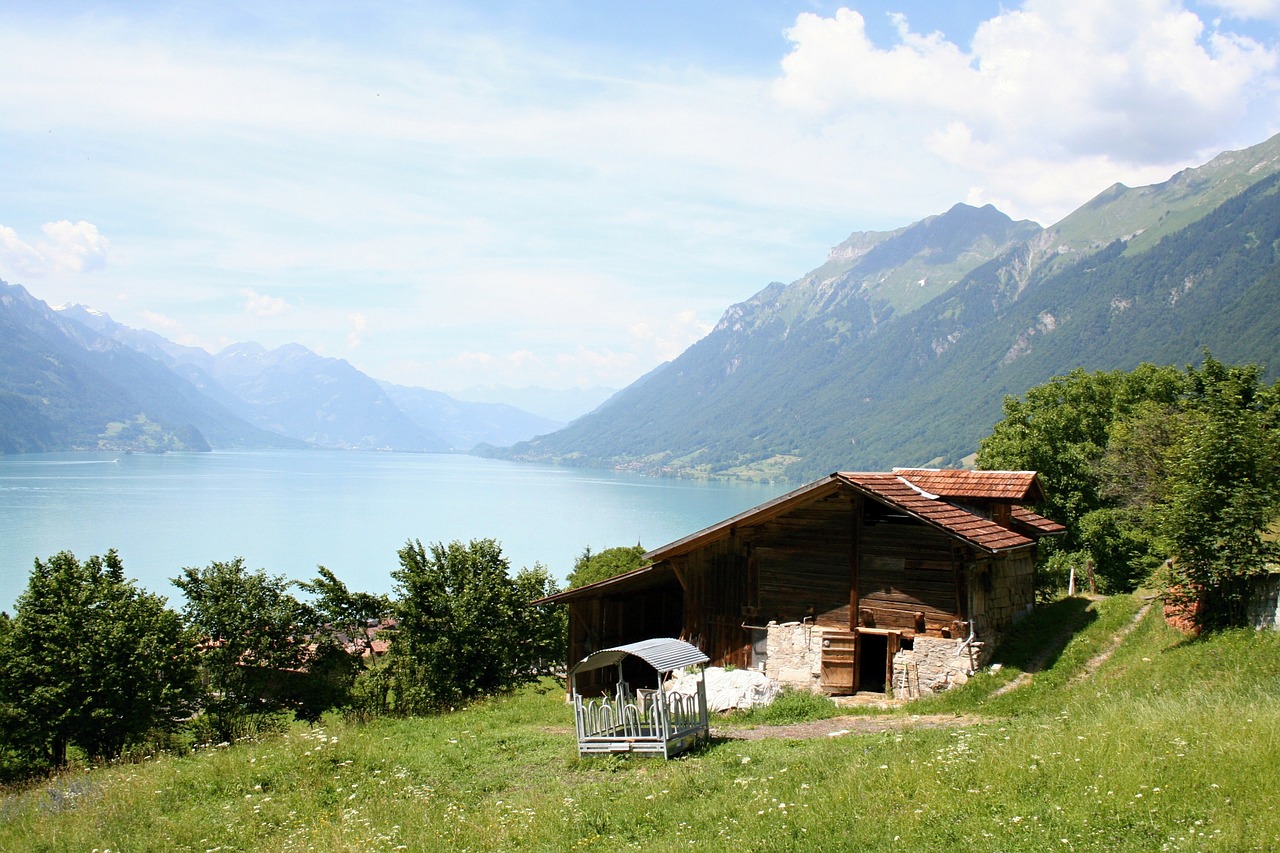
(3, 593, 1279, 852)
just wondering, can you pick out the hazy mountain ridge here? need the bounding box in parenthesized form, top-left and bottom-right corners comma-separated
(0, 288, 568, 454)
(491, 133, 1280, 481)
(0, 284, 301, 453)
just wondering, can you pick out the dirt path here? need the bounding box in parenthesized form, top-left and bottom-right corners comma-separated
(713, 712, 984, 740)
(989, 600, 1152, 697)
(1070, 602, 1152, 683)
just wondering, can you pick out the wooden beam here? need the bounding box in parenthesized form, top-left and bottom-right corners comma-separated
(850, 493, 862, 630)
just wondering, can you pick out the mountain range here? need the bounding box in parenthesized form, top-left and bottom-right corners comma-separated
(489, 132, 1280, 482)
(0, 289, 568, 454)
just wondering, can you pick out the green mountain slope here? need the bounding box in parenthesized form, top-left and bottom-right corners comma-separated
(492, 133, 1280, 481)
(0, 282, 302, 453)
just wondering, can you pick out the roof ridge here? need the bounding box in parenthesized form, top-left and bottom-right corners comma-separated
(895, 474, 940, 500)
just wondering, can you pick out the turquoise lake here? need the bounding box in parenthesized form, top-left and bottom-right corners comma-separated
(0, 450, 787, 610)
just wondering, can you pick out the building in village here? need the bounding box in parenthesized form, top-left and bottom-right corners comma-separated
(541, 469, 1065, 698)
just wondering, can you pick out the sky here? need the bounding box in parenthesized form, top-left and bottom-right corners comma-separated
(3, 1, 1280, 396)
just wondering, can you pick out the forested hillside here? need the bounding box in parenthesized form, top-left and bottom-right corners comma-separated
(0, 282, 300, 453)
(493, 134, 1280, 481)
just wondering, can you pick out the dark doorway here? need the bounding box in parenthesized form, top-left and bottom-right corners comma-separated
(857, 632, 888, 692)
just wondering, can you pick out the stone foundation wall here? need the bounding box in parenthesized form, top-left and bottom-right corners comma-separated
(892, 635, 986, 698)
(762, 621, 824, 691)
(761, 621, 992, 698)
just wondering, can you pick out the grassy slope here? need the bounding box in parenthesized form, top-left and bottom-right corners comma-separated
(3, 596, 1278, 852)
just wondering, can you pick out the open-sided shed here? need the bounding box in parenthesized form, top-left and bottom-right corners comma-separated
(569, 637, 710, 758)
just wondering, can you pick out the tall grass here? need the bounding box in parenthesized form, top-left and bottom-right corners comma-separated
(3, 595, 1278, 851)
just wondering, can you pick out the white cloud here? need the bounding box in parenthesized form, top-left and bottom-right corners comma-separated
(774, 1, 1280, 221)
(630, 310, 713, 364)
(241, 288, 289, 317)
(40, 221, 110, 272)
(140, 309, 182, 330)
(347, 312, 367, 349)
(0, 225, 45, 276)
(0, 221, 109, 277)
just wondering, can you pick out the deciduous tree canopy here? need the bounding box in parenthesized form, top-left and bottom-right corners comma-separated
(0, 550, 196, 768)
(979, 355, 1280, 626)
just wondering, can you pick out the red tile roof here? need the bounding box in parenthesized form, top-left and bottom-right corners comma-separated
(1010, 505, 1067, 536)
(892, 468, 1045, 503)
(839, 473, 1035, 553)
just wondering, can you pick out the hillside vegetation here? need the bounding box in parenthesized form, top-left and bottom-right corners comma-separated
(494, 133, 1280, 482)
(4, 594, 1278, 852)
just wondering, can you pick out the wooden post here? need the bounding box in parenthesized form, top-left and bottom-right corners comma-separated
(1087, 558, 1096, 595)
(849, 494, 861, 630)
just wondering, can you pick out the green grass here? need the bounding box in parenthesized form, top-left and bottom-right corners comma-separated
(4, 596, 1279, 851)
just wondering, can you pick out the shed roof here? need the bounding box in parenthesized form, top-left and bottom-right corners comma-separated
(1010, 505, 1067, 536)
(644, 470, 1044, 563)
(840, 473, 1035, 553)
(568, 638, 709, 677)
(892, 468, 1046, 503)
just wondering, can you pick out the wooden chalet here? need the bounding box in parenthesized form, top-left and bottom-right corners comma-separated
(543, 468, 1065, 697)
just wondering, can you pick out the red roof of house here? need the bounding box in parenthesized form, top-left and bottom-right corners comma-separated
(1010, 505, 1067, 536)
(642, 469, 1054, 564)
(839, 473, 1035, 553)
(892, 468, 1045, 503)
(541, 468, 1063, 605)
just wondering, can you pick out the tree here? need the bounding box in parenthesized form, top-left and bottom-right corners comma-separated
(566, 544, 647, 589)
(297, 565, 392, 661)
(0, 550, 196, 768)
(1159, 358, 1280, 627)
(512, 562, 567, 678)
(387, 539, 562, 714)
(978, 355, 1280, 618)
(174, 558, 316, 740)
(296, 565, 393, 720)
(977, 364, 1183, 591)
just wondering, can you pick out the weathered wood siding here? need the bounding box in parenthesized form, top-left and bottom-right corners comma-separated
(752, 491, 856, 628)
(567, 585, 683, 694)
(967, 551, 1035, 638)
(673, 534, 752, 668)
(858, 519, 965, 633)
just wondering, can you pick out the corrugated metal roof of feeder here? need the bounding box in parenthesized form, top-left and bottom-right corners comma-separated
(568, 637, 709, 677)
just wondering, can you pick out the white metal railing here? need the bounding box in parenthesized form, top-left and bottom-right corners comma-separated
(574, 681, 707, 740)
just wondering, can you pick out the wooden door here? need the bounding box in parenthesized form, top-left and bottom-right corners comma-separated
(819, 632, 857, 694)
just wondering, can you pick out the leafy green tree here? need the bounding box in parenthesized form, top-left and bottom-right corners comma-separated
(512, 562, 567, 677)
(297, 565, 392, 659)
(0, 550, 196, 768)
(295, 565, 393, 719)
(979, 355, 1280, 615)
(174, 558, 316, 740)
(1159, 358, 1280, 627)
(566, 544, 647, 589)
(387, 539, 562, 714)
(978, 364, 1183, 591)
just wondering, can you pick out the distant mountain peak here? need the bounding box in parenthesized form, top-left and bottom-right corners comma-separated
(494, 131, 1280, 482)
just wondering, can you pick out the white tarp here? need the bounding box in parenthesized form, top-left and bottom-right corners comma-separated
(667, 666, 781, 712)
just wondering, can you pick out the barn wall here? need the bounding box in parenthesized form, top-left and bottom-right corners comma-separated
(752, 491, 856, 628)
(566, 585, 683, 695)
(675, 534, 752, 668)
(968, 551, 1036, 638)
(858, 520, 963, 634)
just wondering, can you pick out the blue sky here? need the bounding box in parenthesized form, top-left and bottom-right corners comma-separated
(3, 1, 1279, 395)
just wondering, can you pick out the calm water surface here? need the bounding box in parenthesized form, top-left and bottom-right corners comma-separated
(0, 450, 786, 610)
